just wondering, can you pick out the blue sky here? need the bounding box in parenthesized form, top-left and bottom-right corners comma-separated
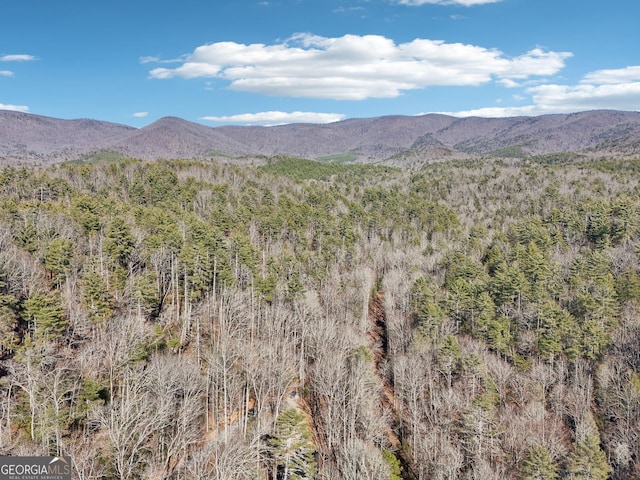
(2, 0, 640, 126)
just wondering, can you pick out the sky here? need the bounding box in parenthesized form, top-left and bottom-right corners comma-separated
(2, 0, 640, 127)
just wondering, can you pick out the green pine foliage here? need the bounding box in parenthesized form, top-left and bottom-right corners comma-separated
(522, 445, 558, 480)
(381, 449, 403, 480)
(0, 291, 19, 353)
(81, 269, 114, 323)
(566, 434, 612, 480)
(268, 409, 317, 480)
(44, 238, 74, 285)
(22, 292, 66, 340)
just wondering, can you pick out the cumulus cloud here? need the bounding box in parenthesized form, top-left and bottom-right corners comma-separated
(0, 102, 29, 112)
(0, 70, 14, 77)
(133, 111, 149, 118)
(528, 82, 640, 112)
(148, 33, 571, 101)
(444, 65, 640, 117)
(505, 48, 570, 79)
(398, 0, 503, 6)
(200, 111, 346, 125)
(0, 54, 37, 62)
(582, 66, 640, 85)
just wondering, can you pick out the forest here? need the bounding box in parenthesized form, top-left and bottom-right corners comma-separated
(0, 153, 639, 479)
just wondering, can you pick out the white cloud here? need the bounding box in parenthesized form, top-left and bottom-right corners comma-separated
(140, 55, 188, 65)
(133, 111, 149, 118)
(443, 65, 640, 117)
(0, 54, 37, 62)
(149, 33, 570, 101)
(200, 111, 346, 125)
(582, 66, 640, 85)
(506, 48, 570, 79)
(498, 78, 520, 88)
(333, 6, 365, 13)
(0, 102, 29, 112)
(139, 56, 160, 64)
(528, 82, 640, 112)
(0, 70, 14, 77)
(442, 105, 538, 117)
(398, 0, 503, 6)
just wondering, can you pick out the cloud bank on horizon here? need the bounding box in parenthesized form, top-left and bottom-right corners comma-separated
(200, 111, 346, 125)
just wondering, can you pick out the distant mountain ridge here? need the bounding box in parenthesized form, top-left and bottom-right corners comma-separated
(1, 109, 640, 165)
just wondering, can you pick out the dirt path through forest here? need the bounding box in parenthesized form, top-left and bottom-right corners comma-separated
(368, 288, 417, 479)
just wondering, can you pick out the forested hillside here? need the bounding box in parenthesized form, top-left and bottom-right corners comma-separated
(3, 110, 640, 164)
(1, 154, 639, 479)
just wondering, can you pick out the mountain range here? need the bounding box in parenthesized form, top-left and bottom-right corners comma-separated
(2, 109, 640, 166)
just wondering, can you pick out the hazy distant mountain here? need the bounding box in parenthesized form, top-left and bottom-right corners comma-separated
(0, 111, 135, 163)
(2, 109, 640, 165)
(108, 116, 251, 160)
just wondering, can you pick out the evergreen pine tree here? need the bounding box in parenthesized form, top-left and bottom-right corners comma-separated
(268, 409, 317, 480)
(522, 445, 558, 480)
(566, 434, 612, 480)
(22, 292, 66, 340)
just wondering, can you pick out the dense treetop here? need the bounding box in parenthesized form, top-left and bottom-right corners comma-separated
(0, 154, 639, 479)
